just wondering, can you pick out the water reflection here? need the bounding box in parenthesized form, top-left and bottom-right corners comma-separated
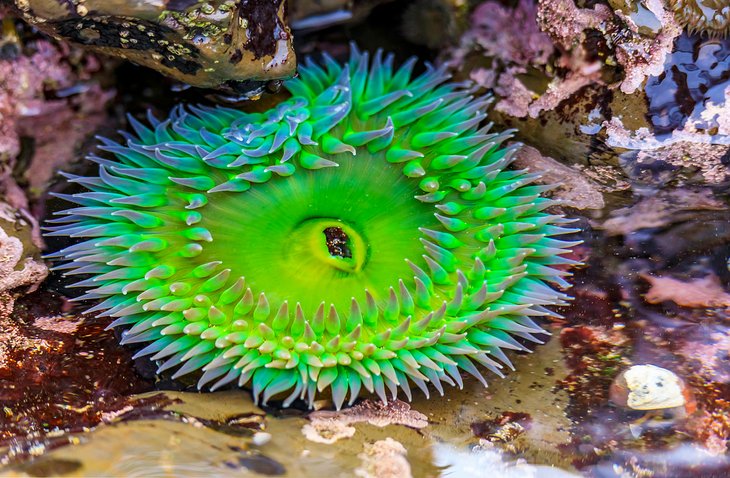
(588, 444, 730, 477)
(433, 442, 580, 478)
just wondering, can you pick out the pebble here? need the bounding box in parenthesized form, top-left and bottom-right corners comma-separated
(609, 364, 687, 411)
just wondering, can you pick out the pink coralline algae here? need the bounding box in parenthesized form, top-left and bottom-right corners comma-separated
(453, 0, 554, 68)
(536, 0, 612, 51)
(0, 40, 70, 162)
(446, 0, 562, 118)
(446, 0, 604, 119)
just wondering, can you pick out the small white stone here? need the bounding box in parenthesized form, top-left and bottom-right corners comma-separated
(252, 432, 272, 446)
(623, 364, 685, 410)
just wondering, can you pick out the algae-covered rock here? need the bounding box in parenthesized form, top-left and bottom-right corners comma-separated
(444, 0, 729, 189)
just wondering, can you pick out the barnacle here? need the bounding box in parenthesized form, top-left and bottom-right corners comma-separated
(47, 47, 579, 409)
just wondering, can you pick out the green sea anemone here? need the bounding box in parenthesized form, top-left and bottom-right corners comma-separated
(668, 0, 730, 37)
(47, 47, 579, 410)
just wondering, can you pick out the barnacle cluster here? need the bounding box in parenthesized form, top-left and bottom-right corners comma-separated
(48, 48, 579, 409)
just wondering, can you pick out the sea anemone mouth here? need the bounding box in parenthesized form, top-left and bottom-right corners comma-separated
(47, 46, 580, 410)
(292, 219, 364, 271)
(322, 225, 355, 259)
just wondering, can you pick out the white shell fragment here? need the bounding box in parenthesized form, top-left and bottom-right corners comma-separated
(620, 364, 686, 411)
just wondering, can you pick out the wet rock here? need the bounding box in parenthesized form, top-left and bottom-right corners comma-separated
(9, 0, 296, 93)
(610, 0, 684, 94)
(2, 387, 286, 468)
(556, 209, 730, 473)
(617, 141, 730, 186)
(198, 412, 267, 437)
(225, 449, 286, 476)
(10, 457, 82, 476)
(289, 0, 353, 30)
(446, 0, 566, 120)
(401, 0, 467, 50)
(289, 0, 393, 31)
(444, 1, 729, 191)
(1, 390, 283, 474)
(443, 0, 617, 174)
(560, 282, 624, 328)
(538, 0, 682, 95)
(650, 213, 730, 262)
(649, 320, 730, 455)
(559, 325, 632, 412)
(643, 33, 729, 136)
(602, 33, 730, 186)
(602, 196, 730, 271)
(600, 35, 730, 185)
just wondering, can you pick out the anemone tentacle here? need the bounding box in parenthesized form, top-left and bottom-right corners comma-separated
(48, 47, 579, 410)
(667, 0, 730, 37)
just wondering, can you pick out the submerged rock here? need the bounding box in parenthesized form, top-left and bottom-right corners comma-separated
(641, 273, 730, 308)
(302, 399, 429, 444)
(355, 438, 412, 478)
(512, 145, 606, 211)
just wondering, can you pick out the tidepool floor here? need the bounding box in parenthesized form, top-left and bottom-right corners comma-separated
(2, 334, 575, 478)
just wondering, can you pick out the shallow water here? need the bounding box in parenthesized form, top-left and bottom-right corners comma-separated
(3, 337, 573, 477)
